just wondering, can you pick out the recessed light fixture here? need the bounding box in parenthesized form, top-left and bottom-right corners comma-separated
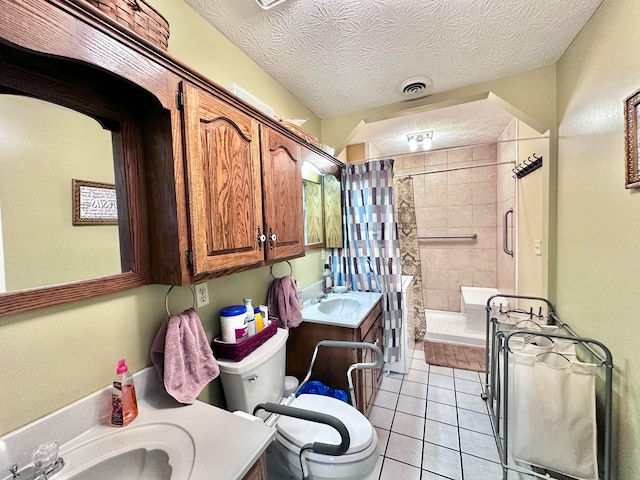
(407, 131, 433, 151)
(255, 0, 289, 9)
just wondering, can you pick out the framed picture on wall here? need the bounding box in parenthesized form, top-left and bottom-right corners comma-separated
(72, 179, 118, 225)
(624, 88, 640, 188)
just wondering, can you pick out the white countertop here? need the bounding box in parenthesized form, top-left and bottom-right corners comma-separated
(0, 367, 274, 480)
(301, 291, 382, 328)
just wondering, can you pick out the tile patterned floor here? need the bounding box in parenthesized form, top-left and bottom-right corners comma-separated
(366, 345, 506, 480)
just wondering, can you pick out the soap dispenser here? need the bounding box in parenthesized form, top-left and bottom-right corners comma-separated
(111, 359, 138, 427)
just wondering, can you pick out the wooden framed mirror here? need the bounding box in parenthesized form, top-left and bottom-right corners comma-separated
(0, 41, 154, 316)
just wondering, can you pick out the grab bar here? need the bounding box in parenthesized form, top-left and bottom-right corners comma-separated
(295, 340, 383, 409)
(418, 234, 477, 240)
(503, 208, 513, 256)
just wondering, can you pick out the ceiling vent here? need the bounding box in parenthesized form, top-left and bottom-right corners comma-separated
(398, 77, 433, 97)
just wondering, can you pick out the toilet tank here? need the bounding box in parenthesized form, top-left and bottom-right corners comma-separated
(217, 328, 288, 414)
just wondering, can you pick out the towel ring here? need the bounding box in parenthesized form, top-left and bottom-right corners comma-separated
(270, 260, 293, 279)
(165, 285, 197, 317)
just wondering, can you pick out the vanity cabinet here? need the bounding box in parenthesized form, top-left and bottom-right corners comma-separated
(242, 453, 267, 480)
(286, 301, 383, 417)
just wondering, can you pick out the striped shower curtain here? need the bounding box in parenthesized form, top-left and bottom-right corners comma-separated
(330, 160, 403, 363)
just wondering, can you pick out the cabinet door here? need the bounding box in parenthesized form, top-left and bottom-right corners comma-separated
(261, 127, 304, 261)
(181, 82, 264, 275)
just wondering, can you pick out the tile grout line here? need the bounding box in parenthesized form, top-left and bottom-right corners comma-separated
(420, 363, 429, 479)
(454, 372, 465, 480)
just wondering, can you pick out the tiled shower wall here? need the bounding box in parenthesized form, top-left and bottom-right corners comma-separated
(395, 144, 498, 312)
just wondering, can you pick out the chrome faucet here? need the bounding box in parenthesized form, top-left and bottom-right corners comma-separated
(6, 442, 65, 480)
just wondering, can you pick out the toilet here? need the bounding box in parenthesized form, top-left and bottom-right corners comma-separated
(217, 328, 379, 480)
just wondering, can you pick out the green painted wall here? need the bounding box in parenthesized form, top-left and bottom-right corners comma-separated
(0, 96, 120, 291)
(556, 0, 639, 476)
(0, 0, 323, 436)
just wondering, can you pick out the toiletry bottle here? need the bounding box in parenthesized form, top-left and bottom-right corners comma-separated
(259, 305, 269, 327)
(244, 298, 256, 336)
(254, 307, 263, 333)
(111, 359, 138, 427)
(323, 264, 333, 293)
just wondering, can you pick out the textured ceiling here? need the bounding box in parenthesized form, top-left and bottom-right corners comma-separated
(350, 98, 516, 157)
(185, 0, 603, 119)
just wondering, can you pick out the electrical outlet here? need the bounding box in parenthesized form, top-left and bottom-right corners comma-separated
(195, 282, 209, 307)
(534, 240, 542, 256)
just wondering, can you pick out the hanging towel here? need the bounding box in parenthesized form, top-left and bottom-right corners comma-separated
(267, 275, 302, 329)
(150, 308, 220, 404)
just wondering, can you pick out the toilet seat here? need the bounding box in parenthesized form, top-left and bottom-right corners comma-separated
(276, 394, 375, 455)
(268, 394, 379, 479)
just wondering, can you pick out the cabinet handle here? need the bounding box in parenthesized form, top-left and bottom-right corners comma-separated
(257, 227, 266, 250)
(268, 226, 277, 250)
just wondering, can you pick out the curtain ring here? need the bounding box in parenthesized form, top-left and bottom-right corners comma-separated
(165, 285, 197, 317)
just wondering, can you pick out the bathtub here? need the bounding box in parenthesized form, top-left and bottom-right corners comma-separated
(460, 286, 508, 334)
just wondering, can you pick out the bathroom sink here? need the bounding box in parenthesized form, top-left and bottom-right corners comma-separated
(317, 296, 362, 315)
(302, 291, 382, 328)
(56, 423, 195, 480)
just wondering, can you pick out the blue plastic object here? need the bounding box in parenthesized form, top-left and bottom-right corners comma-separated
(296, 380, 349, 403)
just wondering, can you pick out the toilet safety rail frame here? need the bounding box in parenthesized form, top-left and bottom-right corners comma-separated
(481, 294, 613, 480)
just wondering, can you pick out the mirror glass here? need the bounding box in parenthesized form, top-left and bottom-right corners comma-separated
(303, 173, 324, 248)
(0, 95, 123, 293)
(323, 173, 343, 248)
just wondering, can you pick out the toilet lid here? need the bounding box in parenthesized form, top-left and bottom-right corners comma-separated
(276, 394, 374, 455)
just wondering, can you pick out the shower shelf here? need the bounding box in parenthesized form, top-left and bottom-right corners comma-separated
(481, 294, 613, 480)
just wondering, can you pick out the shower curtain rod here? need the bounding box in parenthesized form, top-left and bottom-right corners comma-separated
(395, 160, 515, 178)
(350, 135, 549, 165)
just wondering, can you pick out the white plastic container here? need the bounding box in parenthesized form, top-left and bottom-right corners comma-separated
(244, 298, 256, 336)
(220, 305, 248, 343)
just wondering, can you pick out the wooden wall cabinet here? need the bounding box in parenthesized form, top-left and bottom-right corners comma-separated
(260, 127, 304, 261)
(0, 0, 341, 314)
(286, 301, 383, 417)
(181, 82, 264, 275)
(179, 81, 304, 279)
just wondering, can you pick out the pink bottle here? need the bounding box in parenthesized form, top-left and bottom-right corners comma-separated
(110, 359, 138, 427)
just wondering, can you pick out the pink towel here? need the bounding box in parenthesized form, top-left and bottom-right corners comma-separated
(267, 275, 302, 329)
(150, 308, 219, 404)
